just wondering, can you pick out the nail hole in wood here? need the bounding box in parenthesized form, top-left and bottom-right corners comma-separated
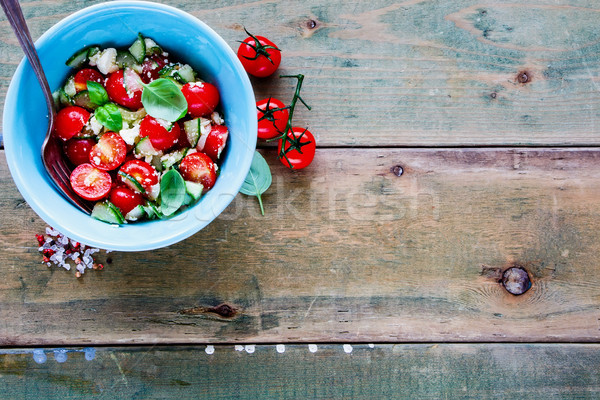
(502, 266, 531, 295)
(391, 165, 404, 177)
(517, 70, 531, 84)
(307, 19, 318, 29)
(490, 92, 497, 99)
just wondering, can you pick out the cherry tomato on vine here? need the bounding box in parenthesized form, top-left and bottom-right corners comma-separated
(278, 127, 316, 170)
(106, 69, 143, 109)
(73, 68, 104, 92)
(179, 152, 216, 190)
(109, 186, 144, 215)
(89, 131, 127, 171)
(139, 115, 181, 151)
(70, 163, 112, 201)
(256, 98, 289, 140)
(55, 106, 90, 141)
(181, 82, 220, 117)
(237, 31, 281, 78)
(64, 138, 96, 166)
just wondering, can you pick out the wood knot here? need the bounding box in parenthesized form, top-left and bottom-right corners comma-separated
(516, 70, 531, 84)
(178, 303, 239, 319)
(502, 266, 531, 295)
(208, 303, 237, 318)
(391, 165, 404, 177)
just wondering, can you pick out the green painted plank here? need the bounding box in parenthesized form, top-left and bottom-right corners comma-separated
(0, 344, 599, 399)
(3, 1, 600, 146)
(2, 149, 600, 344)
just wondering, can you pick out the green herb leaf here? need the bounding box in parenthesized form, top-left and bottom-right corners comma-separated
(95, 103, 123, 132)
(141, 78, 188, 122)
(87, 81, 108, 106)
(160, 169, 186, 216)
(240, 151, 272, 215)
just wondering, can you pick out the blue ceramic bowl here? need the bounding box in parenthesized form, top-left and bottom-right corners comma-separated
(3, 1, 256, 251)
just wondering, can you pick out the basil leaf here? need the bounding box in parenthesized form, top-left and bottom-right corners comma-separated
(87, 81, 108, 106)
(141, 78, 188, 122)
(160, 169, 186, 216)
(95, 103, 123, 132)
(240, 151, 272, 215)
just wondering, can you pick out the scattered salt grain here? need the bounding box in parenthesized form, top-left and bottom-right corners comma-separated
(35, 228, 108, 278)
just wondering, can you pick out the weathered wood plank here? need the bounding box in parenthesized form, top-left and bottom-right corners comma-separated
(1, 344, 599, 399)
(2, 148, 600, 344)
(3, 0, 600, 146)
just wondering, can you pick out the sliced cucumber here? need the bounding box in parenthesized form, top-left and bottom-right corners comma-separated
(160, 148, 188, 170)
(134, 136, 160, 158)
(116, 50, 141, 71)
(129, 33, 146, 63)
(91, 201, 125, 224)
(117, 170, 146, 194)
(142, 202, 160, 219)
(58, 88, 73, 107)
(65, 45, 101, 68)
(118, 106, 146, 125)
(185, 181, 204, 201)
(125, 204, 146, 221)
(72, 91, 98, 111)
(87, 46, 101, 59)
(183, 118, 201, 147)
(66, 47, 89, 68)
(175, 64, 196, 83)
(158, 65, 174, 77)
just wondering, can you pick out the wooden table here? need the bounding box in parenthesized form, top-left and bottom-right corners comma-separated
(2, 0, 600, 398)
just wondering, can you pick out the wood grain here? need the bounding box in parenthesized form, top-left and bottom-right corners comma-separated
(3, 0, 600, 146)
(1, 344, 599, 399)
(2, 148, 600, 344)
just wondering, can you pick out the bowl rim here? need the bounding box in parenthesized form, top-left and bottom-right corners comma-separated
(2, 0, 257, 251)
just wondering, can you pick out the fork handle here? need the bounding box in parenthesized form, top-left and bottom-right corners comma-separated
(0, 0, 54, 116)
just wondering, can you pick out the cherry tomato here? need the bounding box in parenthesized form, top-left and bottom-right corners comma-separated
(55, 106, 90, 141)
(141, 54, 169, 83)
(64, 138, 96, 166)
(203, 125, 228, 161)
(106, 69, 143, 109)
(139, 115, 181, 151)
(278, 127, 316, 169)
(237, 34, 281, 78)
(256, 97, 288, 140)
(70, 163, 112, 201)
(73, 68, 104, 92)
(89, 131, 127, 171)
(118, 159, 159, 195)
(109, 186, 144, 215)
(179, 152, 216, 190)
(181, 82, 219, 117)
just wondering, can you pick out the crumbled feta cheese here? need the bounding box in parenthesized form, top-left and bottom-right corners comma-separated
(87, 115, 103, 135)
(93, 48, 119, 75)
(148, 183, 160, 200)
(211, 112, 224, 125)
(196, 118, 212, 151)
(64, 78, 76, 97)
(154, 117, 172, 130)
(119, 122, 140, 146)
(188, 81, 204, 88)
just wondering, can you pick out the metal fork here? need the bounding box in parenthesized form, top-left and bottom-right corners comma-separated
(1, 0, 92, 213)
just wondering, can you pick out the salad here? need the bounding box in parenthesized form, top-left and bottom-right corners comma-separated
(53, 34, 228, 224)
